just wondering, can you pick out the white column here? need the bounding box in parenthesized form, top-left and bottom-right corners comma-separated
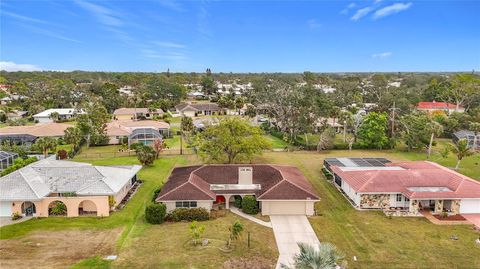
(224, 195, 231, 209)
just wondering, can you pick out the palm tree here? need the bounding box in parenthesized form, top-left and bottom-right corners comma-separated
(427, 121, 443, 159)
(34, 137, 57, 158)
(227, 220, 244, 248)
(470, 122, 480, 151)
(63, 126, 83, 147)
(448, 139, 474, 170)
(281, 242, 344, 269)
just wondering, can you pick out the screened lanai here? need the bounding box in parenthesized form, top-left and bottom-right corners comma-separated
(0, 134, 38, 146)
(0, 151, 19, 171)
(128, 128, 162, 146)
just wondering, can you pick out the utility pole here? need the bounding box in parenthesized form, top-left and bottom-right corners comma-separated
(389, 101, 400, 138)
(179, 132, 183, 155)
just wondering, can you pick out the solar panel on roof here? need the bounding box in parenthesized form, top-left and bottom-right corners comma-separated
(325, 157, 391, 168)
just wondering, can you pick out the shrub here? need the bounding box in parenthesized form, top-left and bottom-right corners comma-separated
(333, 142, 349, 150)
(168, 208, 210, 222)
(321, 168, 333, 180)
(241, 195, 259, 214)
(152, 186, 162, 202)
(50, 201, 67, 215)
(234, 195, 242, 209)
(11, 212, 22, 221)
(145, 203, 167, 224)
(57, 149, 68, 160)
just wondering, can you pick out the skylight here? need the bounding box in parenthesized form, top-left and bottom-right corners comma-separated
(407, 187, 452, 192)
(210, 184, 261, 191)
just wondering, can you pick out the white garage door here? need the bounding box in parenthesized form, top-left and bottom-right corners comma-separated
(460, 199, 480, 214)
(267, 201, 306, 215)
(0, 201, 12, 217)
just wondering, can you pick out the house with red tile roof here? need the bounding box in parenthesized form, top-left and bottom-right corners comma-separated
(156, 165, 319, 216)
(416, 101, 465, 114)
(324, 158, 480, 215)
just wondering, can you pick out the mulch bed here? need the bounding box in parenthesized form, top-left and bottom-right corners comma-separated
(433, 214, 467, 221)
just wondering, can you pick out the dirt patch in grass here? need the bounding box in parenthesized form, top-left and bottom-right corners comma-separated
(0, 228, 122, 269)
(223, 257, 275, 269)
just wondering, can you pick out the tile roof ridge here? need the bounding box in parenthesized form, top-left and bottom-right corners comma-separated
(18, 167, 46, 199)
(271, 165, 319, 199)
(426, 161, 480, 186)
(357, 169, 380, 192)
(188, 173, 216, 199)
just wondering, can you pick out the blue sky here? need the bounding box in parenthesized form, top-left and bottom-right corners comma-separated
(1, 0, 479, 72)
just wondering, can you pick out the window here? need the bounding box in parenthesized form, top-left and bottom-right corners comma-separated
(175, 201, 197, 208)
(405, 197, 410, 202)
(396, 194, 403, 202)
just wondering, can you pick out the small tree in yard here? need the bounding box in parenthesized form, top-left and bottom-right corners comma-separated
(448, 139, 474, 170)
(57, 149, 68, 160)
(189, 221, 206, 246)
(136, 145, 156, 166)
(195, 117, 270, 163)
(152, 139, 165, 159)
(227, 220, 244, 248)
(241, 195, 259, 214)
(145, 203, 167, 224)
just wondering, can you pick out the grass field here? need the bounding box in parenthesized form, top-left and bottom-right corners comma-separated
(1, 141, 479, 268)
(265, 134, 289, 149)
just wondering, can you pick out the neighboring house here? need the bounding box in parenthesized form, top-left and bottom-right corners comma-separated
(175, 103, 221, 117)
(6, 110, 28, 121)
(324, 158, 480, 215)
(315, 118, 344, 133)
(453, 130, 480, 150)
(0, 123, 71, 146)
(0, 151, 19, 171)
(33, 108, 83, 124)
(0, 159, 142, 217)
(0, 94, 27, 105)
(156, 165, 319, 216)
(106, 119, 170, 146)
(113, 108, 164, 120)
(416, 101, 465, 114)
(187, 91, 206, 99)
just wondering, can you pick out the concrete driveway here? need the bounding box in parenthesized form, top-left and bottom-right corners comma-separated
(270, 215, 320, 269)
(463, 214, 480, 229)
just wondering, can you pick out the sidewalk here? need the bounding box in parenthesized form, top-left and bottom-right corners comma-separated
(0, 216, 32, 227)
(229, 207, 272, 228)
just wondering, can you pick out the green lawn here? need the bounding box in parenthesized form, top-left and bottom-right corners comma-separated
(264, 135, 289, 149)
(257, 150, 480, 268)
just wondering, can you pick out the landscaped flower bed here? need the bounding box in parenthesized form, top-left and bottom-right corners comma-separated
(433, 214, 467, 221)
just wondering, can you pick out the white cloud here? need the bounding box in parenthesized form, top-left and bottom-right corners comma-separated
(0, 61, 42, 72)
(153, 41, 186, 49)
(2, 11, 53, 25)
(347, 3, 356, 9)
(156, 0, 185, 12)
(16, 23, 81, 43)
(372, 52, 392, 59)
(373, 2, 412, 19)
(350, 7, 373, 21)
(75, 0, 123, 26)
(307, 19, 322, 29)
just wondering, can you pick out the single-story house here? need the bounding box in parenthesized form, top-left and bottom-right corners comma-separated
(0, 123, 72, 146)
(106, 119, 170, 146)
(156, 165, 320, 216)
(416, 101, 465, 114)
(175, 103, 221, 117)
(113, 108, 164, 120)
(0, 159, 142, 217)
(324, 158, 480, 215)
(6, 110, 28, 121)
(315, 118, 344, 133)
(453, 130, 480, 150)
(33, 108, 84, 124)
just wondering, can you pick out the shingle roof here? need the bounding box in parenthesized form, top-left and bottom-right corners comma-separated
(0, 159, 142, 201)
(330, 161, 480, 199)
(106, 120, 170, 136)
(156, 164, 319, 202)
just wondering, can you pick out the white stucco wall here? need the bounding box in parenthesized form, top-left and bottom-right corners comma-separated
(341, 180, 360, 206)
(34, 117, 53, 124)
(113, 180, 133, 206)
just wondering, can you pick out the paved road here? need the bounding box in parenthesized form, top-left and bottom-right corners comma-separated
(270, 215, 320, 269)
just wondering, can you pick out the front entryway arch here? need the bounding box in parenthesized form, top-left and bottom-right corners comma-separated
(78, 200, 98, 216)
(21, 201, 36, 216)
